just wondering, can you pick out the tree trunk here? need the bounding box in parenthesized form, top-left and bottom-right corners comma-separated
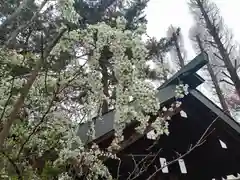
(207, 63, 230, 114)
(0, 28, 67, 149)
(99, 52, 110, 114)
(159, 53, 168, 81)
(172, 31, 184, 68)
(196, 0, 240, 98)
(196, 35, 230, 115)
(100, 63, 109, 114)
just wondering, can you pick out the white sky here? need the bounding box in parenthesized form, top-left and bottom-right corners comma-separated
(145, 0, 240, 118)
(145, 0, 240, 60)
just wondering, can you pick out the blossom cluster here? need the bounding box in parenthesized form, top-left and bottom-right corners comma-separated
(0, 1, 182, 179)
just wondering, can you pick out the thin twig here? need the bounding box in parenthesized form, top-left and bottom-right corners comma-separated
(146, 117, 219, 180)
(220, 79, 234, 86)
(116, 159, 121, 180)
(1, 151, 23, 180)
(222, 71, 231, 79)
(17, 82, 60, 159)
(126, 152, 153, 180)
(213, 52, 223, 61)
(0, 28, 67, 150)
(128, 148, 162, 180)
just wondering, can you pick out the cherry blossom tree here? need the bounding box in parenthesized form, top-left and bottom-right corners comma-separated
(0, 0, 187, 179)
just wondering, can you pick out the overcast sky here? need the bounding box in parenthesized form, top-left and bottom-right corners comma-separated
(145, 0, 240, 60)
(145, 0, 240, 116)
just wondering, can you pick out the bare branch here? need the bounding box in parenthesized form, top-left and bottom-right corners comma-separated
(204, 39, 218, 48)
(220, 79, 234, 86)
(1, 151, 23, 179)
(222, 71, 231, 79)
(126, 148, 162, 180)
(116, 159, 121, 180)
(227, 45, 234, 56)
(213, 52, 223, 61)
(146, 117, 218, 180)
(234, 59, 238, 71)
(17, 79, 60, 158)
(211, 64, 225, 68)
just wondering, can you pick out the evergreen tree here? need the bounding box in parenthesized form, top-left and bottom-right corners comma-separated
(146, 37, 172, 82)
(189, 24, 230, 115)
(167, 26, 187, 69)
(145, 27, 187, 83)
(189, 0, 240, 98)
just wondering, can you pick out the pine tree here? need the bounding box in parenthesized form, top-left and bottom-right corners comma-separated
(189, 0, 240, 98)
(145, 27, 187, 83)
(146, 37, 173, 82)
(167, 26, 186, 69)
(189, 25, 230, 114)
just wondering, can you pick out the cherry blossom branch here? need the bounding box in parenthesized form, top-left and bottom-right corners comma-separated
(126, 148, 162, 180)
(1, 150, 23, 180)
(6, 0, 49, 45)
(17, 78, 60, 159)
(0, 28, 67, 150)
(0, 77, 15, 122)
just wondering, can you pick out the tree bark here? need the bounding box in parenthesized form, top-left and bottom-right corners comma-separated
(100, 63, 109, 114)
(196, 0, 240, 98)
(196, 35, 230, 115)
(0, 28, 67, 149)
(172, 31, 185, 68)
(157, 53, 168, 81)
(207, 63, 230, 114)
